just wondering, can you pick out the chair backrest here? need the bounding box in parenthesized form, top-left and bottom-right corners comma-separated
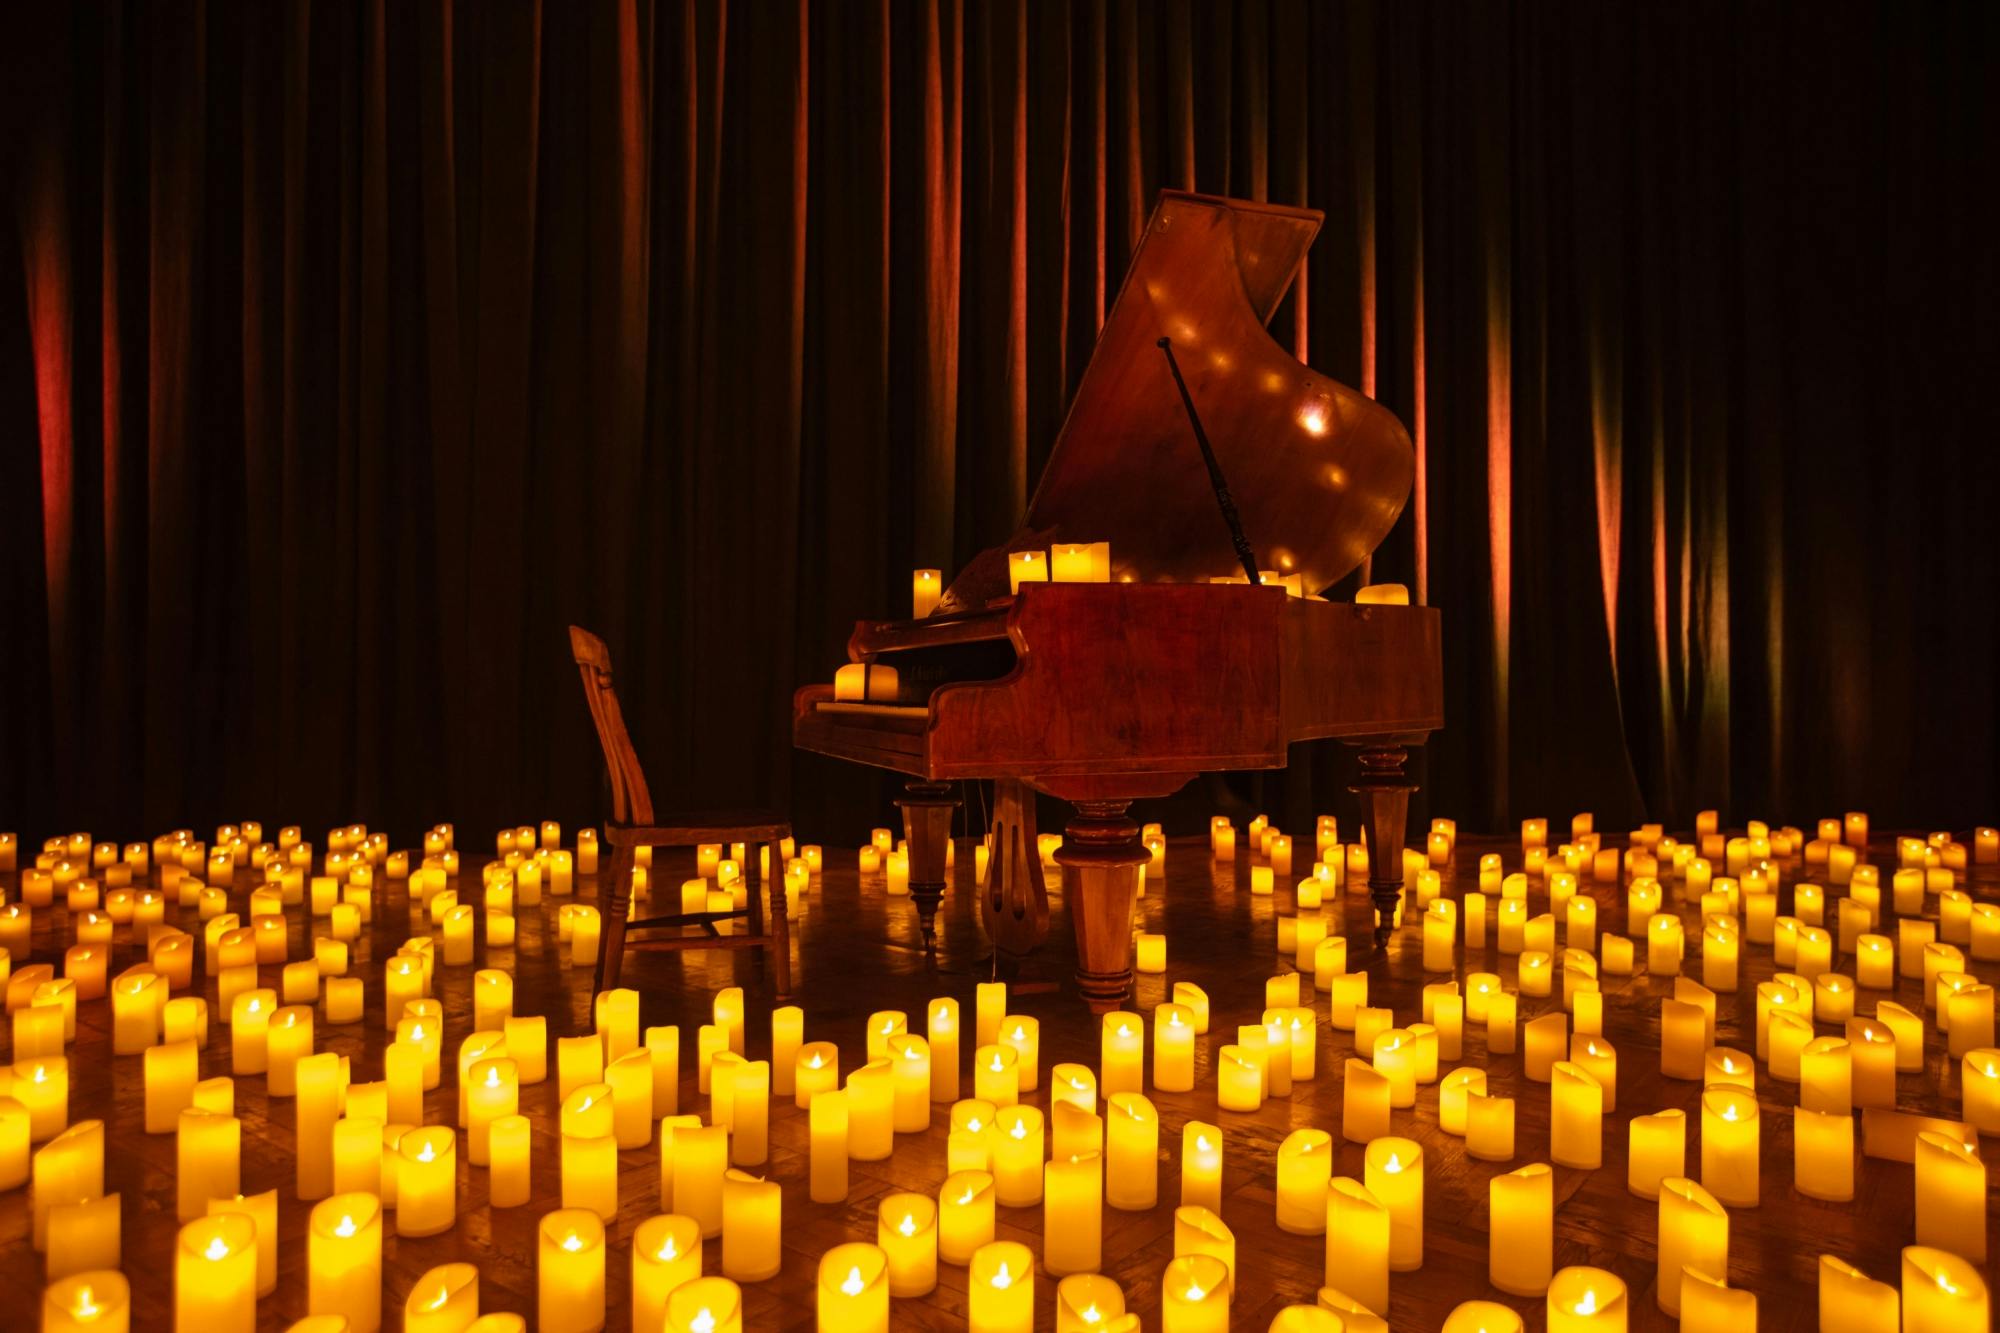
(569, 625, 655, 826)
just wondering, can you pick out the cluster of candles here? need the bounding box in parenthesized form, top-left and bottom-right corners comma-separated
(1, 805, 1996, 1331)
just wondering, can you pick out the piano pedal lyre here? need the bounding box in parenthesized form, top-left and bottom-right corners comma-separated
(981, 779, 1053, 987)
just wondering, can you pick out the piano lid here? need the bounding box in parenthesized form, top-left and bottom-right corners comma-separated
(939, 191, 1414, 614)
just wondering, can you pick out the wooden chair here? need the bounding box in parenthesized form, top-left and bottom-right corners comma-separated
(569, 625, 793, 998)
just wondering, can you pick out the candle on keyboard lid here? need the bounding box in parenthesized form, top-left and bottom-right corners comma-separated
(1355, 583, 1409, 605)
(833, 663, 900, 703)
(912, 569, 943, 618)
(1006, 550, 1048, 594)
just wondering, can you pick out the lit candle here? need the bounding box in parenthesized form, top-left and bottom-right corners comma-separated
(396, 1126, 456, 1236)
(1628, 1108, 1686, 1199)
(1276, 1128, 1332, 1235)
(175, 1213, 256, 1330)
(877, 1191, 938, 1296)
(1817, 1254, 1898, 1333)
(969, 1240, 1035, 1333)
(1899, 1245, 1988, 1333)
(720, 1169, 781, 1282)
(1161, 1254, 1230, 1333)
(1100, 1014, 1142, 1096)
(1800, 1036, 1852, 1114)
(1489, 1162, 1553, 1295)
(1964, 1047, 2000, 1134)
(1524, 1012, 1568, 1082)
(1105, 1092, 1158, 1210)
(887, 1034, 931, 1134)
(1699, 1086, 1759, 1207)
(1044, 1151, 1103, 1277)
(1324, 1177, 1389, 1315)
(1656, 1177, 1728, 1317)
(177, 1107, 241, 1222)
(1914, 1132, 1985, 1261)
(927, 998, 960, 1102)
(1179, 1119, 1224, 1213)
(1000, 1016, 1040, 1091)
(940, 1169, 996, 1264)
(16, 1055, 70, 1140)
(1547, 1265, 1627, 1331)
(1216, 1044, 1263, 1112)
(1793, 1104, 1854, 1203)
(1151, 1003, 1196, 1092)
(308, 1193, 383, 1332)
(1550, 1062, 1603, 1169)
(1007, 550, 1048, 594)
(846, 1058, 896, 1161)
(1467, 1091, 1516, 1162)
(1342, 1060, 1391, 1144)
(912, 567, 943, 616)
(974, 1044, 1020, 1108)
(1055, 1274, 1127, 1331)
(539, 1209, 607, 1333)
(467, 1057, 519, 1166)
(1364, 1137, 1423, 1270)
(818, 1242, 889, 1333)
(976, 982, 1007, 1047)
(42, 1269, 130, 1333)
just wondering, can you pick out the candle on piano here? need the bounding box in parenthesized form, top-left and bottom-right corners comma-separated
(912, 569, 943, 617)
(1051, 544, 1108, 583)
(1007, 551, 1048, 594)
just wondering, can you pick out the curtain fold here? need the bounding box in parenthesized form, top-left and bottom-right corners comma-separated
(5, 0, 1996, 843)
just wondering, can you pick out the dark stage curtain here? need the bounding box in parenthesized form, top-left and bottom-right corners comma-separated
(4, 1, 1996, 847)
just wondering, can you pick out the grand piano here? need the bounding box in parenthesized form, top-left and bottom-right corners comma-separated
(795, 192, 1442, 1012)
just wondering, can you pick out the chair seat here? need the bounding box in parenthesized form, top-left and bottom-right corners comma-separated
(606, 812, 791, 847)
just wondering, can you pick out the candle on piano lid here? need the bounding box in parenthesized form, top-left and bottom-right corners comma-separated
(912, 569, 943, 618)
(1051, 543, 1111, 583)
(1007, 550, 1048, 594)
(1355, 583, 1409, 605)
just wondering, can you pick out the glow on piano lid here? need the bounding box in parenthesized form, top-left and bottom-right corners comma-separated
(938, 191, 1414, 614)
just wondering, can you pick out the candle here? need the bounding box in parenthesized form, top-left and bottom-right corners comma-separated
(1143, 1002, 1197, 1093)
(1914, 1132, 1985, 1261)
(1364, 1137, 1422, 1270)
(720, 1169, 781, 1282)
(1216, 1045, 1263, 1112)
(467, 1057, 519, 1166)
(1167, 1118, 1223, 1213)
(795, 1087, 847, 1205)
(1790, 1103, 1855, 1203)
(1274, 1128, 1333, 1235)
(1467, 1091, 1516, 1161)
(912, 567, 943, 616)
(1008, 550, 1048, 593)
(1100, 1013, 1143, 1096)
(1627, 1108, 1686, 1199)
(1524, 1012, 1568, 1082)
(1105, 1092, 1158, 1210)
(886, 1034, 931, 1134)
(393, 1126, 456, 1236)
(629, 1214, 705, 1331)
(966, 1041, 1021, 1110)
(1547, 1265, 1627, 1331)
(925, 998, 960, 1102)
(175, 1213, 256, 1330)
(1161, 1255, 1230, 1333)
(877, 1191, 938, 1296)
(1056, 1274, 1127, 1330)
(1341, 1059, 1391, 1144)
(1488, 1162, 1553, 1295)
(537, 1209, 607, 1333)
(1550, 1062, 1603, 1169)
(999, 1016, 1040, 1091)
(1900, 1246, 1988, 1333)
(403, 1263, 479, 1333)
(976, 982, 1007, 1047)
(1800, 1036, 1853, 1114)
(1965, 1048, 2000, 1134)
(969, 1241, 1035, 1333)
(1876, 1000, 1925, 1071)
(819, 1242, 889, 1333)
(940, 1169, 996, 1264)
(15, 1055, 70, 1140)
(846, 1058, 895, 1160)
(176, 1107, 240, 1222)
(1656, 1177, 1728, 1317)
(1165, 1207, 1235, 1310)
(308, 1193, 382, 1332)
(43, 1269, 130, 1333)
(1817, 1255, 1898, 1333)
(1680, 1269, 1756, 1329)
(981, 1103, 1040, 1206)
(1044, 1151, 1103, 1277)
(1324, 1177, 1389, 1315)
(1699, 1086, 1759, 1207)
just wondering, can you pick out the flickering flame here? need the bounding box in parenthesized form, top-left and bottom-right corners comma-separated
(691, 1310, 716, 1333)
(1081, 1305, 1102, 1323)
(905, 1046, 922, 1062)
(1383, 1152, 1406, 1173)
(33, 1066, 48, 1084)
(562, 1232, 585, 1252)
(1010, 1023, 1026, 1041)
(966, 1118, 983, 1133)
(807, 1053, 823, 1069)
(73, 1286, 102, 1317)
(1196, 1135, 1213, 1153)
(658, 1235, 680, 1261)
(423, 1284, 450, 1310)
(485, 1067, 502, 1088)
(335, 1215, 358, 1238)
(1009, 1120, 1027, 1141)
(990, 1054, 1005, 1072)
(1575, 1288, 1600, 1315)
(1186, 1283, 1208, 1301)
(898, 1212, 917, 1237)
(880, 1017, 897, 1033)
(204, 1236, 231, 1261)
(1170, 1012, 1185, 1028)
(417, 1142, 436, 1163)
(991, 1261, 1015, 1289)
(841, 1266, 865, 1296)
(1721, 1105, 1740, 1122)
(958, 1187, 977, 1205)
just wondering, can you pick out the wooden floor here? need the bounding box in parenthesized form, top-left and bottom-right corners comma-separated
(2, 828, 1994, 1330)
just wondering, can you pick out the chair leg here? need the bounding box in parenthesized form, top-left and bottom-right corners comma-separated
(767, 838, 793, 998)
(594, 845, 632, 996)
(745, 842, 767, 937)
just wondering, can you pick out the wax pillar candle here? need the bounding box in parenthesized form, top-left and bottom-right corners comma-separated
(875, 1191, 938, 1297)
(969, 1241, 1035, 1333)
(177, 1108, 240, 1222)
(308, 1193, 382, 1333)
(934, 1169, 997, 1265)
(1328, 972, 1368, 1029)
(1656, 1178, 1728, 1317)
(1324, 1177, 1390, 1315)
(629, 1215, 704, 1331)
(43, 1269, 130, 1333)
(1913, 1132, 1985, 1261)
(1044, 1151, 1103, 1277)
(175, 1213, 256, 1332)
(1098, 1013, 1143, 1095)
(1487, 993, 1518, 1054)
(1364, 1137, 1423, 1270)
(845, 1058, 895, 1160)
(467, 1057, 518, 1166)
(974, 1044, 1020, 1108)
(1900, 1245, 1988, 1333)
(717, 1169, 780, 1283)
(395, 1127, 456, 1237)
(403, 1262, 479, 1333)
(817, 1243, 889, 1333)
(1467, 1091, 1516, 1161)
(1489, 1162, 1554, 1295)
(1550, 1062, 1603, 1169)
(1055, 1274, 1127, 1331)
(1679, 1268, 1755, 1331)
(538, 1209, 607, 1333)
(1523, 1012, 1568, 1082)
(1340, 1059, 1390, 1144)
(1371, 1029, 1417, 1107)
(1161, 1255, 1230, 1333)
(1547, 1265, 1627, 1331)
(1965, 1047, 2000, 1134)
(1699, 1086, 1759, 1207)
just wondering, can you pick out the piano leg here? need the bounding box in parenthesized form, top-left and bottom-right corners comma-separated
(984, 778, 1052, 969)
(1350, 743, 1417, 947)
(1055, 800, 1148, 1013)
(897, 781, 960, 951)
